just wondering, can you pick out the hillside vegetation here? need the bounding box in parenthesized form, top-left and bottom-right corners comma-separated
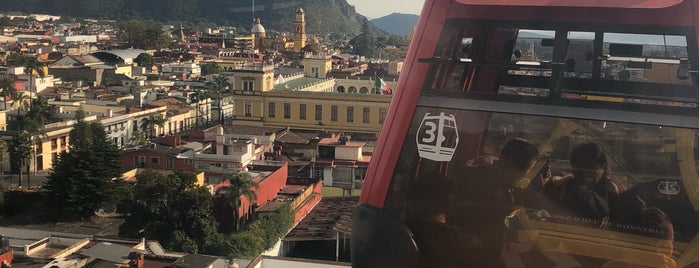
(0, 0, 371, 35)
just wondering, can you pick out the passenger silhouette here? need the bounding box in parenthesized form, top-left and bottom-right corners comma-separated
(448, 138, 538, 267)
(407, 175, 483, 268)
(544, 142, 619, 220)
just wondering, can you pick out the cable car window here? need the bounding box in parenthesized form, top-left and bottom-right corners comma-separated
(509, 29, 555, 72)
(384, 106, 699, 267)
(601, 33, 690, 85)
(564, 31, 595, 79)
(423, 21, 699, 112)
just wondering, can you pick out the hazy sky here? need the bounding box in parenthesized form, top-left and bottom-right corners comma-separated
(344, 0, 425, 19)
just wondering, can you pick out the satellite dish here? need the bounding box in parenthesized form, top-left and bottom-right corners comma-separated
(94, 202, 118, 217)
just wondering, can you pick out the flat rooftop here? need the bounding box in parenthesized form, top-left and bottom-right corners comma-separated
(283, 196, 358, 242)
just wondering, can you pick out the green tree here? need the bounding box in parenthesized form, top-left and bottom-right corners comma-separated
(0, 77, 16, 110)
(0, 139, 6, 174)
(350, 20, 376, 57)
(190, 89, 210, 129)
(13, 92, 30, 114)
(140, 114, 167, 138)
(43, 109, 123, 219)
(374, 35, 389, 59)
(207, 75, 230, 124)
(116, 19, 171, 50)
(25, 97, 57, 125)
(225, 203, 294, 258)
(120, 170, 223, 254)
(8, 132, 31, 188)
(0, 17, 16, 27)
(215, 172, 258, 233)
(18, 116, 47, 189)
(22, 57, 45, 103)
(200, 62, 222, 76)
(129, 131, 148, 146)
(134, 53, 154, 69)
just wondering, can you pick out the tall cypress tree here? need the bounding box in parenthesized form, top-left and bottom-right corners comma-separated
(44, 108, 123, 219)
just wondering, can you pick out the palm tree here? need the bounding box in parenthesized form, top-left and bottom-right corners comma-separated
(217, 172, 259, 232)
(207, 75, 231, 124)
(26, 97, 56, 124)
(0, 139, 7, 174)
(140, 114, 167, 138)
(152, 114, 167, 136)
(129, 131, 148, 146)
(8, 132, 31, 188)
(189, 89, 211, 129)
(13, 92, 30, 114)
(0, 77, 16, 110)
(20, 116, 47, 189)
(23, 57, 45, 105)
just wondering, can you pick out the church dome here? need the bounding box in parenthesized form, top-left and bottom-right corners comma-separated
(251, 18, 266, 33)
(296, 7, 304, 13)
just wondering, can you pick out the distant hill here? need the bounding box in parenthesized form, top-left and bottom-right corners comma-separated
(0, 0, 376, 36)
(370, 13, 419, 36)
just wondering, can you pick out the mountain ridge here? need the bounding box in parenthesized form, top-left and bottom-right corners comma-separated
(0, 0, 376, 36)
(370, 13, 419, 36)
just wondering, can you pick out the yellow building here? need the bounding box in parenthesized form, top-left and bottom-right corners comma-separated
(228, 63, 392, 134)
(29, 116, 87, 173)
(114, 64, 133, 78)
(304, 53, 332, 79)
(0, 110, 7, 131)
(12, 103, 178, 177)
(263, 91, 390, 133)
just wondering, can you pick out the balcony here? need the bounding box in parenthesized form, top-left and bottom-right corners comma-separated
(232, 90, 262, 96)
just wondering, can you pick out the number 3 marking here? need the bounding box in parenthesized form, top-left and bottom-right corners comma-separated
(422, 121, 437, 143)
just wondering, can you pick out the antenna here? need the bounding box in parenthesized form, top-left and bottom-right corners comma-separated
(252, 0, 255, 24)
(317, 6, 321, 36)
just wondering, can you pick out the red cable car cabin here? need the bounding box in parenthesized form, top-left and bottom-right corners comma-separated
(352, 0, 699, 267)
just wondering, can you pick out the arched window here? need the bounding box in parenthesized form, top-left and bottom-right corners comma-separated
(348, 86, 357, 93)
(360, 87, 369, 94)
(337, 86, 345, 93)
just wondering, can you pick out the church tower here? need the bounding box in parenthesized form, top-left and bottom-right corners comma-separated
(293, 7, 306, 52)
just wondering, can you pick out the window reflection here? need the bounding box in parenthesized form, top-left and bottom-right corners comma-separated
(387, 107, 699, 267)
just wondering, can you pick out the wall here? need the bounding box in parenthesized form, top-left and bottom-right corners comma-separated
(49, 68, 103, 86)
(250, 256, 351, 268)
(252, 163, 288, 208)
(334, 78, 397, 94)
(292, 181, 322, 224)
(120, 148, 195, 172)
(213, 162, 288, 221)
(335, 146, 361, 161)
(31, 122, 74, 172)
(262, 91, 390, 133)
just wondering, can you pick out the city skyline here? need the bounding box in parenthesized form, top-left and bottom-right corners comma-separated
(345, 0, 425, 19)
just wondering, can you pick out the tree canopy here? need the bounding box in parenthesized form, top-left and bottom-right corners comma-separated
(43, 108, 124, 219)
(200, 62, 222, 76)
(134, 53, 154, 69)
(213, 172, 258, 233)
(116, 20, 171, 50)
(119, 170, 224, 254)
(0, 0, 371, 36)
(8, 132, 31, 188)
(350, 20, 377, 57)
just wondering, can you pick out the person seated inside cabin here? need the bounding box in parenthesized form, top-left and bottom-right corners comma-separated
(604, 202, 676, 268)
(407, 175, 484, 268)
(543, 142, 620, 221)
(448, 138, 539, 266)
